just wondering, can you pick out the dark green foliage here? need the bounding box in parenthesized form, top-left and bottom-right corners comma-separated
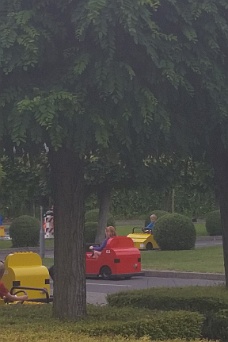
(79, 309, 203, 341)
(9, 215, 40, 247)
(1, 0, 228, 320)
(203, 309, 228, 341)
(205, 210, 222, 236)
(153, 213, 196, 250)
(144, 210, 169, 226)
(0, 304, 203, 341)
(107, 286, 228, 341)
(107, 286, 228, 314)
(85, 209, 115, 227)
(84, 222, 97, 244)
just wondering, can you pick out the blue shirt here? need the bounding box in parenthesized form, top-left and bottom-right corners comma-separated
(146, 222, 155, 231)
(93, 238, 109, 251)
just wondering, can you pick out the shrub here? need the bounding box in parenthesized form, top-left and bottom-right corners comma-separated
(107, 286, 228, 314)
(0, 304, 204, 341)
(84, 222, 97, 244)
(9, 215, 40, 247)
(144, 210, 169, 226)
(153, 213, 196, 250)
(205, 210, 222, 236)
(107, 288, 228, 340)
(80, 310, 203, 341)
(203, 309, 228, 341)
(85, 209, 115, 227)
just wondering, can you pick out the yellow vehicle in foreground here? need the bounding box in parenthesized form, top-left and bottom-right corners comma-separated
(0, 252, 51, 306)
(127, 227, 159, 250)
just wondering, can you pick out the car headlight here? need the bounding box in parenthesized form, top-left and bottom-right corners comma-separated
(140, 243, 145, 248)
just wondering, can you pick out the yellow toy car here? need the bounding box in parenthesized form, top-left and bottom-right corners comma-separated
(127, 227, 159, 250)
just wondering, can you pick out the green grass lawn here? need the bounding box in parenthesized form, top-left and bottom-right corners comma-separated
(194, 223, 207, 236)
(0, 239, 11, 249)
(42, 246, 224, 274)
(43, 257, 54, 268)
(142, 245, 224, 273)
(0, 238, 54, 250)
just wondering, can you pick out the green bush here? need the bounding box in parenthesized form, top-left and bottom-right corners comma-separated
(80, 310, 203, 340)
(144, 210, 169, 226)
(205, 210, 222, 236)
(107, 286, 228, 341)
(9, 215, 40, 247)
(153, 213, 196, 250)
(0, 304, 204, 341)
(85, 209, 115, 227)
(84, 222, 97, 244)
(107, 286, 228, 314)
(203, 309, 228, 341)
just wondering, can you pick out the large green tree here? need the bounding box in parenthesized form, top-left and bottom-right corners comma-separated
(0, 0, 172, 319)
(151, 0, 228, 281)
(1, 0, 228, 320)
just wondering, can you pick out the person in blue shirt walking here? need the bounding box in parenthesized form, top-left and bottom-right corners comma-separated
(142, 214, 157, 233)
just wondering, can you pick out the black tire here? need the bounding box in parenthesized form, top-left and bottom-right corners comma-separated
(100, 266, 112, 280)
(146, 242, 153, 250)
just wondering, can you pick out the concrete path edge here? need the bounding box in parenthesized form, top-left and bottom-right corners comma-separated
(143, 269, 225, 281)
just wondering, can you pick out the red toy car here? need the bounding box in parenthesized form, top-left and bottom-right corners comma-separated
(86, 236, 143, 279)
(49, 236, 143, 281)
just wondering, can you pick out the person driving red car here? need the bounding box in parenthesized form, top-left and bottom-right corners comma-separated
(89, 226, 116, 259)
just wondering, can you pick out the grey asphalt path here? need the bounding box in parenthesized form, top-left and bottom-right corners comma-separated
(85, 276, 223, 305)
(48, 276, 225, 305)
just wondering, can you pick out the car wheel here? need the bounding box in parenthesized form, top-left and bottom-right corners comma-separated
(100, 266, 112, 280)
(146, 242, 153, 250)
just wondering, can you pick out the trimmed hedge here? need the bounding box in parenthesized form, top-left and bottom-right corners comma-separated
(0, 304, 203, 341)
(203, 309, 228, 342)
(107, 286, 228, 341)
(9, 215, 40, 247)
(79, 310, 203, 340)
(153, 213, 196, 250)
(205, 210, 222, 236)
(144, 210, 169, 226)
(107, 286, 228, 314)
(85, 209, 115, 227)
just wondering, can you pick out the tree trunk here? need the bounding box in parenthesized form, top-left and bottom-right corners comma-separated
(210, 132, 228, 286)
(95, 186, 112, 244)
(49, 148, 86, 319)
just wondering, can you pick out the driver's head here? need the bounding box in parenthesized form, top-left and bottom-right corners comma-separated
(105, 226, 116, 238)
(0, 261, 5, 279)
(150, 214, 157, 222)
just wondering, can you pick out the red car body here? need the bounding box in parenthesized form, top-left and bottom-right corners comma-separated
(86, 236, 143, 279)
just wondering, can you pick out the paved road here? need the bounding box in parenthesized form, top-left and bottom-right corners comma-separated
(85, 276, 223, 305)
(196, 239, 222, 248)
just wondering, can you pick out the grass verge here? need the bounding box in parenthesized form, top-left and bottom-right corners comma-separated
(42, 245, 224, 273)
(141, 246, 224, 273)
